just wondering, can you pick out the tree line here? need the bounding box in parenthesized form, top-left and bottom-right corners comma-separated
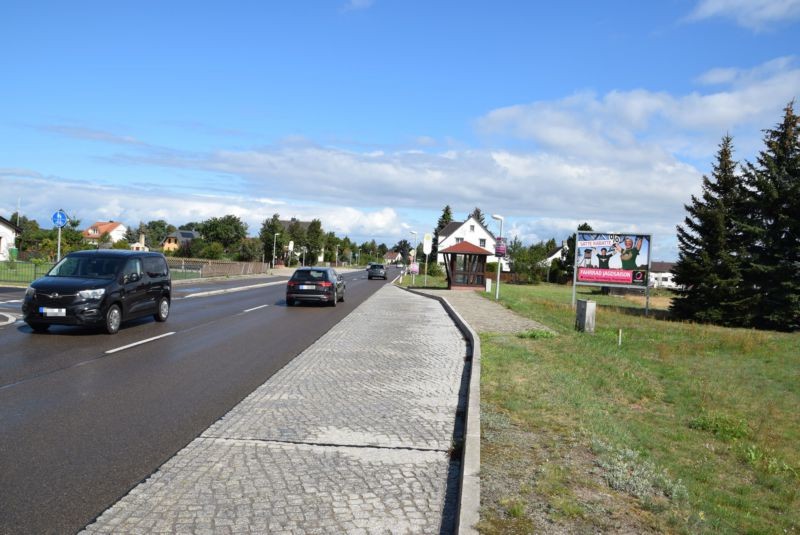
(671, 101, 799, 332)
(8, 212, 404, 267)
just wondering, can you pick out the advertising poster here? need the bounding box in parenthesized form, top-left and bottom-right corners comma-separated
(575, 232, 651, 287)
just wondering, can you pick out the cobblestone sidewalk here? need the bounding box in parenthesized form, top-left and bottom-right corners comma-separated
(82, 285, 469, 535)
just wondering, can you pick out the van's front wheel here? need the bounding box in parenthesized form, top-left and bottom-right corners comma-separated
(105, 304, 122, 334)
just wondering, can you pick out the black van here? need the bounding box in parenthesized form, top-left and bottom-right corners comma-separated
(22, 250, 171, 334)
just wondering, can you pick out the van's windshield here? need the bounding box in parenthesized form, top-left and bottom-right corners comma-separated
(47, 256, 124, 279)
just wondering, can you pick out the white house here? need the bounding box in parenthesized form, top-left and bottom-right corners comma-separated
(0, 216, 22, 261)
(540, 241, 567, 268)
(650, 261, 678, 289)
(436, 216, 509, 271)
(82, 221, 128, 245)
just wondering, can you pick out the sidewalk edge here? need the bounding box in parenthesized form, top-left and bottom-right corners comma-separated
(405, 288, 480, 535)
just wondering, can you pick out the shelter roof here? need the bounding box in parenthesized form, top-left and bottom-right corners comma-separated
(440, 241, 492, 255)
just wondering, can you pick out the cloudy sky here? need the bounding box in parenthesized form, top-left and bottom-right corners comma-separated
(2, 0, 799, 260)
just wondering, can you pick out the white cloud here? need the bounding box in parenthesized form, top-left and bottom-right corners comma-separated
(688, 0, 800, 31)
(11, 58, 798, 259)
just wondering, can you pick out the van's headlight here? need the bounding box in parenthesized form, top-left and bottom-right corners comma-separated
(25, 286, 35, 297)
(78, 288, 105, 300)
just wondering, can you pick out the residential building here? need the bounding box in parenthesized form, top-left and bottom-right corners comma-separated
(161, 230, 201, 253)
(0, 215, 22, 261)
(436, 216, 509, 271)
(384, 251, 402, 265)
(650, 261, 678, 289)
(130, 233, 150, 252)
(82, 221, 127, 245)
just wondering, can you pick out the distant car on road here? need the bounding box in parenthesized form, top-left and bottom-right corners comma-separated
(286, 267, 345, 306)
(367, 263, 387, 280)
(22, 249, 171, 334)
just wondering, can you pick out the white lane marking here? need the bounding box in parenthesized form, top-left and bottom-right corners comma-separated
(0, 299, 22, 304)
(243, 304, 269, 313)
(0, 312, 17, 326)
(105, 332, 176, 354)
(182, 281, 285, 299)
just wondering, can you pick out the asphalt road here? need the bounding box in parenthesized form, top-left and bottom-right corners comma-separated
(0, 268, 394, 535)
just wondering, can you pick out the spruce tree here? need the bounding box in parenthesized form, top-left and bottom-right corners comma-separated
(671, 135, 747, 325)
(740, 101, 800, 331)
(468, 207, 486, 226)
(431, 205, 453, 262)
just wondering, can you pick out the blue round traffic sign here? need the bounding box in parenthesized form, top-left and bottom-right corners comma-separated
(51, 210, 68, 228)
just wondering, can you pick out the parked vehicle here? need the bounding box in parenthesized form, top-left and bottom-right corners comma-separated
(367, 263, 387, 280)
(286, 267, 345, 306)
(22, 250, 171, 334)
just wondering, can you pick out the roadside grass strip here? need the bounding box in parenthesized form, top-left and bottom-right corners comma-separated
(478, 283, 799, 535)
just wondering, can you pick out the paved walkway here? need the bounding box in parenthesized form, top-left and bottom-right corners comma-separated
(415, 288, 553, 335)
(81, 285, 469, 535)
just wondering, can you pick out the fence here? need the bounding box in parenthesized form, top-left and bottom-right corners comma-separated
(165, 257, 268, 280)
(0, 261, 55, 284)
(0, 258, 268, 284)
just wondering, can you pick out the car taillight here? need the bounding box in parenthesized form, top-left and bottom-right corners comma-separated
(318, 281, 333, 287)
(287, 281, 298, 287)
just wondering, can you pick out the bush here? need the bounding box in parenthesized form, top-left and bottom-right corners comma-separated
(201, 242, 225, 259)
(427, 262, 444, 277)
(486, 262, 498, 273)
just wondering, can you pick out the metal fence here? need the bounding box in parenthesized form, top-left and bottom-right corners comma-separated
(0, 258, 268, 284)
(0, 261, 55, 284)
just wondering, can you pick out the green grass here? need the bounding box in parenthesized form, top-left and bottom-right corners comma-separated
(479, 283, 799, 534)
(395, 272, 449, 289)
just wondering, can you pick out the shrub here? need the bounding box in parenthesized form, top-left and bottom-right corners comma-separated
(427, 262, 444, 277)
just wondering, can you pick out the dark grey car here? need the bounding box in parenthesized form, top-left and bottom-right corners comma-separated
(367, 263, 387, 280)
(286, 267, 345, 306)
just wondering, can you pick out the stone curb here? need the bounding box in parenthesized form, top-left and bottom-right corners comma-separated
(404, 288, 480, 535)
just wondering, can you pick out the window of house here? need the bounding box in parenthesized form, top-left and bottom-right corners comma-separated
(470, 225, 475, 232)
(455, 237, 464, 244)
(480, 239, 486, 247)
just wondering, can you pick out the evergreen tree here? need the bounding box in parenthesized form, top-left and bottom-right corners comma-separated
(468, 207, 486, 226)
(561, 223, 593, 280)
(431, 205, 453, 263)
(740, 101, 800, 331)
(671, 135, 747, 326)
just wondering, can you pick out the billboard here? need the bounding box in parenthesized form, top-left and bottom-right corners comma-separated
(574, 232, 651, 287)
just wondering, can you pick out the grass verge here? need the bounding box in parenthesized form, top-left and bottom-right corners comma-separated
(478, 283, 799, 534)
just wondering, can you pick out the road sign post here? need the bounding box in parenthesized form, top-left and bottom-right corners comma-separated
(51, 209, 68, 262)
(422, 233, 432, 287)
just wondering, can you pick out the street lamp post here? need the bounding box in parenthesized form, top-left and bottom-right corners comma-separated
(272, 233, 280, 271)
(491, 214, 504, 301)
(410, 231, 418, 285)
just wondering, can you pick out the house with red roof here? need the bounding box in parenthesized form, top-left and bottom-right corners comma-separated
(82, 221, 127, 245)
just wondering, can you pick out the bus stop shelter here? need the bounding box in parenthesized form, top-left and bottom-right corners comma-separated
(440, 241, 492, 289)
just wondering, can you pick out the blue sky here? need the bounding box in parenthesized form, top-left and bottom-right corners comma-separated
(2, 0, 799, 259)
